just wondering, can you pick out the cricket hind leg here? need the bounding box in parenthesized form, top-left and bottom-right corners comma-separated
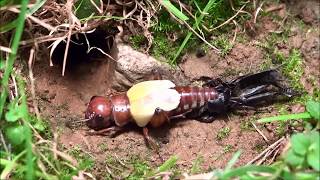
(189, 105, 216, 123)
(228, 69, 297, 108)
(202, 69, 297, 113)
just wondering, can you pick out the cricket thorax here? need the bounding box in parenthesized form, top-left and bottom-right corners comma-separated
(110, 94, 132, 127)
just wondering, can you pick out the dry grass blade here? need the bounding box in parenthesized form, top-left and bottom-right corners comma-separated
(0, 46, 12, 53)
(183, 21, 220, 53)
(182, 172, 214, 180)
(147, 172, 173, 180)
(0, 130, 9, 154)
(251, 122, 269, 144)
(82, 31, 117, 62)
(265, 4, 285, 13)
(61, 0, 78, 76)
(209, 3, 248, 32)
(90, 0, 103, 14)
(8, 7, 55, 31)
(48, 147, 78, 167)
(253, 1, 265, 24)
(72, 171, 96, 180)
(62, 28, 72, 76)
(10, 74, 18, 101)
(257, 140, 282, 165)
(247, 137, 285, 165)
(28, 48, 41, 120)
(49, 36, 67, 66)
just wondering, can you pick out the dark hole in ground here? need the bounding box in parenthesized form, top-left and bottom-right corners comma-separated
(51, 27, 119, 71)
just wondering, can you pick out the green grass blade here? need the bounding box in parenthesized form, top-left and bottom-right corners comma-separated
(0, 0, 46, 33)
(171, 0, 217, 64)
(257, 112, 312, 123)
(0, 151, 26, 179)
(0, 0, 12, 6)
(221, 165, 276, 179)
(16, 75, 35, 180)
(0, 19, 19, 33)
(224, 150, 241, 171)
(160, 0, 189, 21)
(157, 155, 178, 173)
(0, 0, 29, 118)
(29, 0, 46, 14)
(171, 32, 192, 64)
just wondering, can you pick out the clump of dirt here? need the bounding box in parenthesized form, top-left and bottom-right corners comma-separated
(31, 0, 320, 177)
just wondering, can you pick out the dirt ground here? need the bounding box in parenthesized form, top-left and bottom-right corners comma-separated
(31, 0, 319, 177)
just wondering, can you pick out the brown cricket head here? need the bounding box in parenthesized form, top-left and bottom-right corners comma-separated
(85, 96, 114, 130)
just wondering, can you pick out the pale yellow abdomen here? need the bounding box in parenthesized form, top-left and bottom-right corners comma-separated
(127, 80, 181, 127)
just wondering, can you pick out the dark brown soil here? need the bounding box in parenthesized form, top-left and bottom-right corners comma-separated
(31, 0, 319, 177)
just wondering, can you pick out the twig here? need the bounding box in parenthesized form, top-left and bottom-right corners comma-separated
(251, 122, 269, 143)
(53, 133, 58, 159)
(253, 1, 265, 24)
(269, 148, 281, 165)
(37, 159, 50, 178)
(147, 172, 173, 180)
(80, 134, 91, 151)
(83, 32, 116, 62)
(61, 0, 77, 76)
(114, 153, 127, 167)
(28, 48, 41, 120)
(20, 18, 103, 46)
(231, 20, 239, 45)
(257, 140, 282, 165)
(105, 165, 117, 179)
(0, 130, 9, 154)
(265, 4, 285, 13)
(247, 137, 285, 165)
(40, 146, 78, 167)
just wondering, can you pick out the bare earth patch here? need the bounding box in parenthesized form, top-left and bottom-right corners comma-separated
(31, 1, 319, 177)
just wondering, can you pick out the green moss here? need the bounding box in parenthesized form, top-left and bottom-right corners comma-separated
(281, 49, 304, 90)
(128, 35, 147, 50)
(151, 33, 179, 62)
(200, 34, 233, 57)
(240, 120, 255, 132)
(103, 154, 151, 179)
(216, 127, 231, 140)
(212, 35, 233, 57)
(190, 156, 204, 174)
(152, 10, 182, 33)
(223, 145, 234, 153)
(147, 0, 251, 63)
(127, 157, 151, 180)
(313, 88, 320, 101)
(275, 121, 288, 137)
(67, 145, 94, 170)
(98, 143, 108, 152)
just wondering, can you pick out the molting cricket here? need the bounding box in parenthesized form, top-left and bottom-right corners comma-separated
(85, 69, 296, 145)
